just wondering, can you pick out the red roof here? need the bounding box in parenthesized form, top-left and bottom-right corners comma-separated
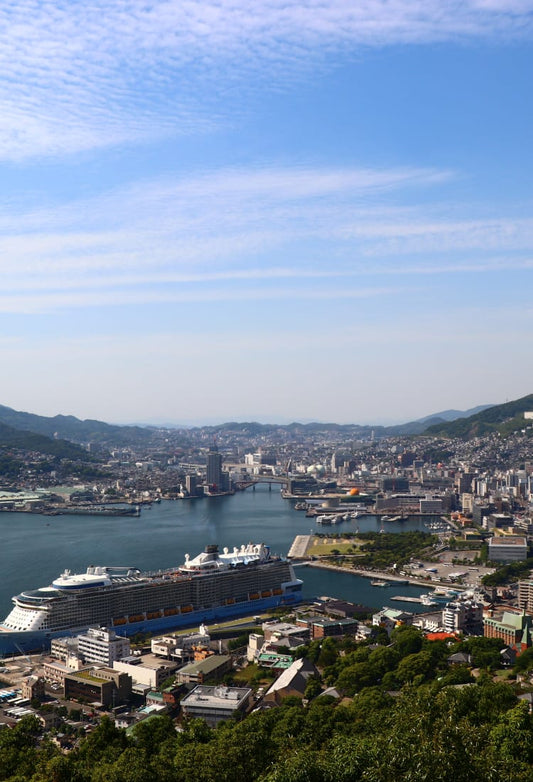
(425, 632, 458, 642)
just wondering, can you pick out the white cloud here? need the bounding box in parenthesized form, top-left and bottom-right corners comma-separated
(0, 1, 532, 159)
(0, 284, 398, 315)
(0, 164, 531, 312)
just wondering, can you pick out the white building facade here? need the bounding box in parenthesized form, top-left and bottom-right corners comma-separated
(77, 627, 130, 666)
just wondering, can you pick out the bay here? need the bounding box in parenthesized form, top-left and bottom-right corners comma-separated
(0, 484, 433, 620)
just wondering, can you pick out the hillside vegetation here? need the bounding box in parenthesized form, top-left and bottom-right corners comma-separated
(0, 422, 92, 460)
(424, 393, 533, 439)
(4, 626, 533, 781)
(0, 404, 154, 447)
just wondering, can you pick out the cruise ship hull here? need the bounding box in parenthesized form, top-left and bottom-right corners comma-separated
(0, 545, 303, 657)
(0, 591, 301, 656)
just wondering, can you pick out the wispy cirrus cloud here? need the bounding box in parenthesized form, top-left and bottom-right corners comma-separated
(0, 164, 531, 313)
(0, 0, 532, 159)
(0, 285, 400, 315)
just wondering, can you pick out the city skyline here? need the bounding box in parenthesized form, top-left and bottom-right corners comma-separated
(1, 1, 532, 425)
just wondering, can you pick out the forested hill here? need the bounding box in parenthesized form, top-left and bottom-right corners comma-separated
(3, 626, 533, 782)
(0, 404, 154, 447)
(424, 393, 533, 439)
(0, 422, 91, 459)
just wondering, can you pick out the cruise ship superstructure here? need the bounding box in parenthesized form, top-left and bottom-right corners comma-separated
(0, 543, 302, 655)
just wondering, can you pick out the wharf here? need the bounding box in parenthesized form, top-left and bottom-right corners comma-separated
(287, 535, 313, 559)
(46, 505, 140, 517)
(305, 561, 419, 585)
(389, 595, 426, 604)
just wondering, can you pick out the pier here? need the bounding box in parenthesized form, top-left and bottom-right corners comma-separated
(287, 535, 313, 559)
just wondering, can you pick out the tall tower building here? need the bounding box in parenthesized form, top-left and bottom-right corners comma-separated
(206, 445, 222, 489)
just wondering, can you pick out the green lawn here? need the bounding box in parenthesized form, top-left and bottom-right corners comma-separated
(310, 537, 364, 556)
(232, 663, 276, 686)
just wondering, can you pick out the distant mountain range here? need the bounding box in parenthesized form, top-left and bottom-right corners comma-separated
(416, 405, 493, 425)
(175, 404, 496, 439)
(0, 398, 529, 455)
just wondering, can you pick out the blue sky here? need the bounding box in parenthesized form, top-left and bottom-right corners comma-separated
(1, 0, 532, 425)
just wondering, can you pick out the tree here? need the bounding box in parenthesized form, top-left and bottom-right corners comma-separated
(336, 662, 377, 696)
(75, 715, 129, 768)
(177, 717, 213, 746)
(304, 676, 322, 701)
(438, 665, 475, 687)
(396, 650, 434, 684)
(317, 637, 339, 668)
(513, 645, 533, 674)
(491, 701, 533, 768)
(390, 625, 424, 657)
(131, 715, 177, 756)
(367, 645, 400, 678)
(462, 636, 504, 671)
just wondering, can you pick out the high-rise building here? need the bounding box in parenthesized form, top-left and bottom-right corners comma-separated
(185, 474, 199, 496)
(206, 445, 222, 489)
(518, 580, 533, 613)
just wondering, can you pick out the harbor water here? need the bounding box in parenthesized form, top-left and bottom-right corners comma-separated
(0, 485, 434, 620)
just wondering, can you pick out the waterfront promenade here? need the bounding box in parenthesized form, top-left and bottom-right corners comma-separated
(288, 534, 434, 586)
(287, 535, 312, 559)
(306, 560, 430, 587)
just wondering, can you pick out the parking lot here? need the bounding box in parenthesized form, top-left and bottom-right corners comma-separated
(406, 550, 495, 590)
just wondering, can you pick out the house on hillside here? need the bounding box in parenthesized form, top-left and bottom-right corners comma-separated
(262, 658, 319, 705)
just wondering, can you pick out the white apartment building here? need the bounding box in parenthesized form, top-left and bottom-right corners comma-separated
(77, 627, 130, 666)
(113, 658, 176, 688)
(442, 599, 483, 634)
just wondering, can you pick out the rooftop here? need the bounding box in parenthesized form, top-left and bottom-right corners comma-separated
(489, 536, 527, 546)
(181, 684, 252, 710)
(177, 654, 231, 675)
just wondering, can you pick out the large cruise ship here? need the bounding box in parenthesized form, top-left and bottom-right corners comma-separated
(0, 543, 303, 656)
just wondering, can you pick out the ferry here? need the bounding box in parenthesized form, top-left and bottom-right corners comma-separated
(0, 543, 303, 655)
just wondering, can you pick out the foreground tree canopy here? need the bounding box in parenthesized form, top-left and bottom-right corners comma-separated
(2, 680, 533, 781)
(2, 628, 531, 781)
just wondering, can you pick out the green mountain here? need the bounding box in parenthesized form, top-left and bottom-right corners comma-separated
(424, 393, 533, 439)
(0, 421, 91, 459)
(0, 404, 154, 447)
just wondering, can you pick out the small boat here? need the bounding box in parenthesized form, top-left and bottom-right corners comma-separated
(371, 580, 390, 587)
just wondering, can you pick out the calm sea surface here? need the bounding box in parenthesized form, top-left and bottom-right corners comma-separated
(0, 485, 433, 619)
